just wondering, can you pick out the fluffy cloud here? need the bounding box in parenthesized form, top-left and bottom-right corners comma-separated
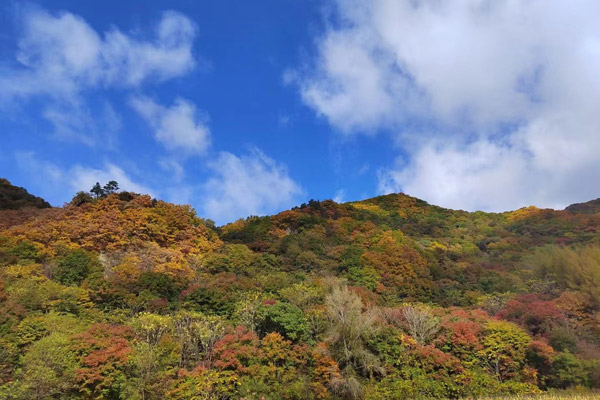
(0, 7, 197, 100)
(130, 96, 211, 155)
(293, 0, 600, 210)
(15, 152, 155, 205)
(201, 149, 304, 224)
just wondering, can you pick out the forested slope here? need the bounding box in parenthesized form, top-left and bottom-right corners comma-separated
(1, 184, 599, 399)
(0, 179, 50, 210)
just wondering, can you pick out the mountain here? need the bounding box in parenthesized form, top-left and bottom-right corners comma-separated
(0, 178, 50, 210)
(0, 184, 599, 399)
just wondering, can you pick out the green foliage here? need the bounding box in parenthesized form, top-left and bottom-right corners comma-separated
(53, 248, 99, 286)
(2, 333, 79, 399)
(138, 271, 181, 302)
(549, 352, 590, 389)
(550, 327, 578, 353)
(257, 301, 310, 342)
(70, 191, 93, 207)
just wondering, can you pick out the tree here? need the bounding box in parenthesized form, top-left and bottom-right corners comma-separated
(325, 286, 382, 399)
(52, 248, 99, 286)
(70, 191, 93, 207)
(172, 311, 227, 369)
(531, 245, 600, 308)
(72, 324, 134, 399)
(103, 181, 119, 195)
(401, 306, 440, 345)
(1, 333, 79, 399)
(478, 320, 531, 383)
(90, 182, 105, 199)
(258, 301, 310, 342)
(131, 313, 172, 347)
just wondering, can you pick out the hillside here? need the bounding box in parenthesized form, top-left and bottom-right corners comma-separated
(1, 184, 599, 399)
(0, 178, 50, 210)
(565, 198, 600, 215)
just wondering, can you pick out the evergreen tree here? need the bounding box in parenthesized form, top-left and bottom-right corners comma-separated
(90, 182, 105, 199)
(103, 180, 119, 195)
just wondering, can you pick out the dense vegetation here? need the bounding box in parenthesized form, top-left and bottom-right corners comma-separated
(0, 179, 50, 210)
(0, 179, 599, 399)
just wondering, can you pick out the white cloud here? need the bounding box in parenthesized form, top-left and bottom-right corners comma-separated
(130, 96, 211, 155)
(293, 0, 600, 210)
(333, 189, 346, 203)
(0, 7, 197, 101)
(201, 149, 304, 224)
(15, 152, 155, 205)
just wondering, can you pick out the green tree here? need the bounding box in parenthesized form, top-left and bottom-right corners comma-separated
(52, 248, 98, 286)
(70, 191, 93, 207)
(6, 333, 79, 399)
(90, 182, 105, 199)
(103, 181, 119, 195)
(258, 301, 310, 343)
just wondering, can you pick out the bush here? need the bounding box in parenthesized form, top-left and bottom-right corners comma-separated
(138, 272, 180, 302)
(550, 327, 578, 353)
(258, 301, 310, 342)
(53, 248, 98, 286)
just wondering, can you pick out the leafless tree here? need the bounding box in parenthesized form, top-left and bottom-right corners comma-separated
(402, 305, 440, 344)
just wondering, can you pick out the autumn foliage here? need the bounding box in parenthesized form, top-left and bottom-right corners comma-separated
(1, 184, 600, 399)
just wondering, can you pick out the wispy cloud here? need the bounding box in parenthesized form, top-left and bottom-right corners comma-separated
(42, 101, 122, 147)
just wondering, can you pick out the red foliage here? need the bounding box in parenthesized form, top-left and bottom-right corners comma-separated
(410, 342, 466, 382)
(213, 326, 259, 373)
(179, 283, 200, 300)
(446, 320, 482, 348)
(496, 294, 565, 336)
(72, 324, 134, 395)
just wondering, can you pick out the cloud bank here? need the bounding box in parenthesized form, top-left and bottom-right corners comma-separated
(292, 0, 600, 211)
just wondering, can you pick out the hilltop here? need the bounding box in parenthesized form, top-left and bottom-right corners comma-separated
(0, 178, 50, 210)
(1, 182, 599, 399)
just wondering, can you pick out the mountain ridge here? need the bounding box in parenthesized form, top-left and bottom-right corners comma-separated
(2, 177, 599, 225)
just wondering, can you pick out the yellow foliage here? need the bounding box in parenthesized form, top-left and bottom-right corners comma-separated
(507, 206, 541, 221)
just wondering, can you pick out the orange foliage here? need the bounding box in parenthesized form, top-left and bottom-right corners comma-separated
(362, 232, 426, 287)
(3, 194, 221, 255)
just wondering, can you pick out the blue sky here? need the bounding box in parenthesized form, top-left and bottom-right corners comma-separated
(2, 1, 600, 224)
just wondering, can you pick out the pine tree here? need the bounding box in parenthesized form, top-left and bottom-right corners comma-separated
(103, 181, 119, 195)
(90, 182, 105, 199)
